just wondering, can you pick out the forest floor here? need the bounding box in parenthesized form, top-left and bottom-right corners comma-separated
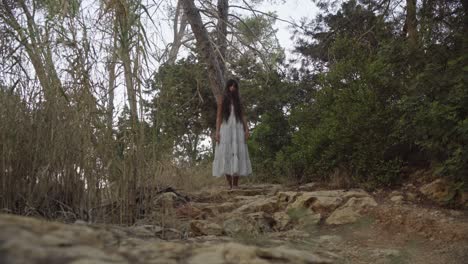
(0, 182, 467, 264)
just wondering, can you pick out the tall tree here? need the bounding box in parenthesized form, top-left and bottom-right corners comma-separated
(0, 0, 65, 103)
(180, 0, 225, 101)
(404, 0, 418, 47)
(216, 0, 229, 78)
(167, 0, 189, 65)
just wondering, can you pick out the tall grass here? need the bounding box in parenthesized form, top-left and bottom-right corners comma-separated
(0, 89, 218, 224)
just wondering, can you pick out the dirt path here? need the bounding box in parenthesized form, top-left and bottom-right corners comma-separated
(183, 184, 468, 264)
(0, 184, 467, 263)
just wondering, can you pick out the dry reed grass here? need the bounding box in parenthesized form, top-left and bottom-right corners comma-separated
(0, 89, 219, 225)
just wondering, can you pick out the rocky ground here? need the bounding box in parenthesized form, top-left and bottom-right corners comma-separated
(1, 181, 467, 264)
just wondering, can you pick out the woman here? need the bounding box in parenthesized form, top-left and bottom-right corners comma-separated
(212, 79, 252, 189)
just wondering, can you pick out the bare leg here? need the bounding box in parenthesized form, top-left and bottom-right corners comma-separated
(225, 174, 233, 189)
(233, 175, 239, 188)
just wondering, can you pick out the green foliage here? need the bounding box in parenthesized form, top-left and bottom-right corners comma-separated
(248, 109, 292, 182)
(147, 57, 216, 164)
(248, 0, 467, 188)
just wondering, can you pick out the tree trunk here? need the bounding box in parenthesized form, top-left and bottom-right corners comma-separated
(404, 0, 418, 48)
(216, 0, 229, 78)
(115, 0, 139, 224)
(107, 16, 118, 131)
(1, 0, 64, 103)
(180, 0, 225, 102)
(167, 0, 188, 65)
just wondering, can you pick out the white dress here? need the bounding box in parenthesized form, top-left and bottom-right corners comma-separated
(212, 104, 252, 177)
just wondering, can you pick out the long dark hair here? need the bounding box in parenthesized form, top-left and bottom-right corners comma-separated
(222, 79, 243, 122)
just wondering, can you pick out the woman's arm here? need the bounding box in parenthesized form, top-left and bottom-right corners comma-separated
(215, 95, 222, 143)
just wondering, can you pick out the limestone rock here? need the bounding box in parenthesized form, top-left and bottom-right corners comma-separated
(0, 214, 127, 264)
(286, 208, 322, 227)
(222, 217, 257, 235)
(277, 191, 301, 208)
(187, 242, 331, 264)
(156, 228, 183, 240)
(316, 235, 343, 247)
(406, 192, 417, 202)
(370, 248, 402, 264)
(246, 212, 276, 232)
(273, 211, 292, 230)
(286, 192, 342, 212)
(202, 202, 238, 216)
(234, 196, 278, 214)
(176, 204, 203, 219)
(390, 195, 404, 204)
(309, 196, 344, 214)
(128, 225, 163, 238)
(419, 179, 451, 204)
(325, 197, 377, 225)
(285, 190, 372, 214)
(190, 220, 223, 236)
(340, 189, 372, 200)
(258, 245, 332, 264)
(325, 206, 361, 225)
(298, 182, 318, 191)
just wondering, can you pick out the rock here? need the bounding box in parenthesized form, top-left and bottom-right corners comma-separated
(176, 204, 203, 219)
(187, 242, 331, 264)
(234, 196, 278, 214)
(202, 202, 238, 216)
(226, 188, 270, 197)
(233, 195, 265, 202)
(325, 197, 377, 225)
(370, 248, 401, 264)
(342, 196, 377, 210)
(316, 235, 343, 246)
(128, 225, 163, 238)
(222, 212, 275, 235)
(156, 228, 183, 240)
(258, 245, 332, 263)
(222, 217, 257, 235)
(281, 229, 312, 239)
(339, 189, 372, 200)
(118, 241, 186, 264)
(286, 192, 343, 213)
(286, 190, 372, 214)
(448, 210, 462, 217)
(325, 206, 361, 225)
(0, 214, 127, 264)
(0, 212, 335, 264)
(273, 211, 292, 230)
(309, 196, 344, 214)
(406, 192, 417, 202)
(74, 219, 88, 225)
(286, 208, 321, 227)
(246, 212, 276, 232)
(191, 189, 230, 203)
(190, 220, 223, 236)
(419, 179, 451, 204)
(277, 191, 301, 208)
(390, 195, 404, 204)
(298, 182, 318, 191)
